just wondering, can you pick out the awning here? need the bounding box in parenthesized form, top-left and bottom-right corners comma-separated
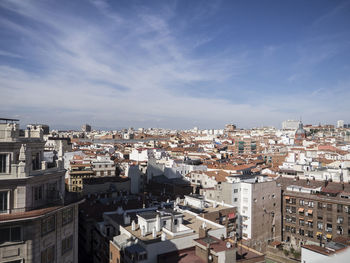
(285, 196, 290, 200)
(299, 217, 304, 220)
(307, 209, 313, 214)
(298, 208, 305, 212)
(326, 234, 332, 239)
(228, 213, 235, 219)
(307, 219, 313, 222)
(316, 232, 322, 236)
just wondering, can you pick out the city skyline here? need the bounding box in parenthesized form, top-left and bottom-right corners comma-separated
(1, 0, 350, 129)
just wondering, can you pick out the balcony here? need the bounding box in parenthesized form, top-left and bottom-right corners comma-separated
(0, 191, 84, 222)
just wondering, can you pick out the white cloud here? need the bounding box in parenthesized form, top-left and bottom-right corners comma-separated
(0, 0, 349, 129)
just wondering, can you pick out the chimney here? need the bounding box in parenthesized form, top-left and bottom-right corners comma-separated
(141, 225, 146, 237)
(206, 243, 211, 263)
(199, 222, 207, 239)
(156, 214, 161, 231)
(161, 232, 167, 241)
(152, 226, 157, 238)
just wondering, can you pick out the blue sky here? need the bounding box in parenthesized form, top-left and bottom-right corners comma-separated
(1, 0, 350, 130)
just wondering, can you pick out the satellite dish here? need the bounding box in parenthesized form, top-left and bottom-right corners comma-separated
(226, 242, 231, 248)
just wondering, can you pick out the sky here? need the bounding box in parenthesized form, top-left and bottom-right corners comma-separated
(1, 0, 350, 130)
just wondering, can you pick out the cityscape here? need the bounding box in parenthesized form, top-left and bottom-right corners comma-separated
(1, 119, 350, 263)
(1, 1, 350, 263)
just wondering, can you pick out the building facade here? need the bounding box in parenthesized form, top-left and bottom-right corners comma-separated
(0, 119, 82, 263)
(282, 181, 350, 249)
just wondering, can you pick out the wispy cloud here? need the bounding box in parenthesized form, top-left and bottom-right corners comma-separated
(0, 0, 349, 129)
(0, 0, 253, 128)
(0, 50, 23, 58)
(311, 1, 350, 28)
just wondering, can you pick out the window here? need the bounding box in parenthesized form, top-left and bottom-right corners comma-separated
(234, 189, 238, 193)
(234, 198, 238, 202)
(308, 230, 313, 238)
(308, 201, 314, 208)
(317, 222, 323, 230)
(0, 191, 8, 213)
(299, 219, 305, 226)
(337, 216, 344, 224)
(286, 205, 290, 213)
(0, 154, 7, 173)
(326, 223, 332, 232)
(0, 226, 21, 243)
(34, 185, 43, 201)
(299, 200, 304, 206)
(346, 206, 350, 214)
(62, 235, 73, 255)
(32, 152, 40, 170)
(138, 252, 147, 260)
(47, 182, 57, 200)
(337, 225, 343, 235)
(41, 246, 55, 263)
(299, 229, 304, 236)
(318, 202, 323, 210)
(62, 207, 73, 226)
(337, 204, 343, 213)
(163, 221, 166, 226)
(41, 215, 55, 236)
(174, 219, 178, 225)
(327, 204, 332, 211)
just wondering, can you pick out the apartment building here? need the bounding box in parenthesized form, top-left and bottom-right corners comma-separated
(0, 119, 82, 263)
(301, 238, 350, 263)
(280, 177, 350, 248)
(67, 162, 95, 192)
(67, 157, 116, 193)
(106, 197, 235, 263)
(203, 175, 282, 252)
(233, 138, 259, 155)
(92, 157, 115, 177)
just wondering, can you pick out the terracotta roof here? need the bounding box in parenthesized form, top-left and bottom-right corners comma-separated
(204, 170, 230, 182)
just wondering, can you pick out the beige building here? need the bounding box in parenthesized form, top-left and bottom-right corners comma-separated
(203, 175, 282, 252)
(0, 119, 83, 263)
(279, 177, 350, 249)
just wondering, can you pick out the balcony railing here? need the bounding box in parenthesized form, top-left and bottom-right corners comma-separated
(0, 191, 83, 218)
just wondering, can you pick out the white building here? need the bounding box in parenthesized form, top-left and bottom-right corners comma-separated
(0, 120, 82, 263)
(301, 242, 350, 263)
(282, 120, 300, 130)
(337, 120, 344, 128)
(108, 204, 228, 263)
(203, 176, 281, 251)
